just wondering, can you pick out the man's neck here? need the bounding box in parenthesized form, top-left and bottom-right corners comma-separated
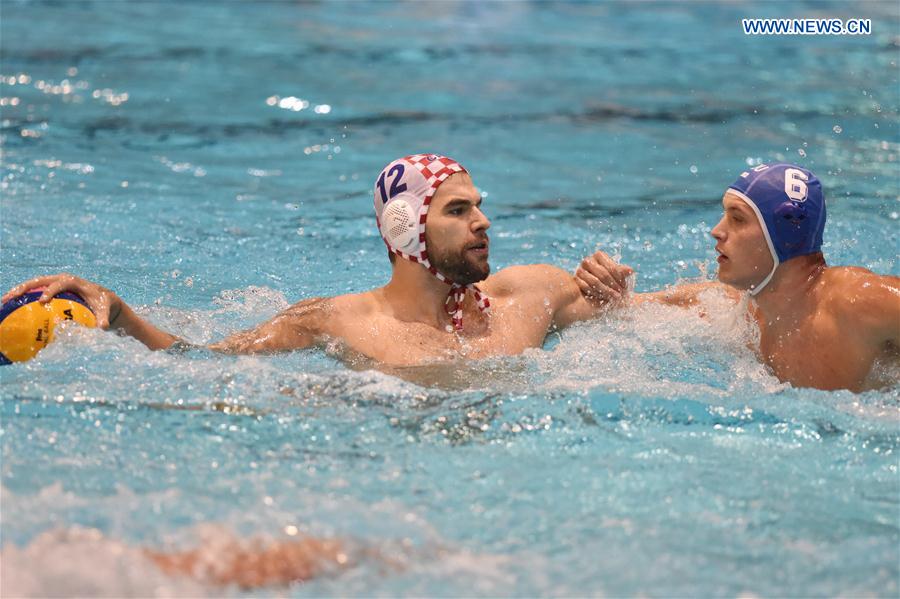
(380, 259, 456, 329)
(752, 254, 827, 326)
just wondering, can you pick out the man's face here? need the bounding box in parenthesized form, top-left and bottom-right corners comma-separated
(710, 192, 775, 290)
(425, 172, 491, 285)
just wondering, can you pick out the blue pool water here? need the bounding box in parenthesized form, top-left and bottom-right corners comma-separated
(2, 1, 898, 596)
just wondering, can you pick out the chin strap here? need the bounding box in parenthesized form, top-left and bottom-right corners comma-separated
(749, 258, 780, 296)
(444, 284, 491, 331)
(387, 245, 492, 332)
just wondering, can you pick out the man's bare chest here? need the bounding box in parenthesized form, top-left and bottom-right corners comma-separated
(759, 318, 878, 390)
(335, 302, 553, 366)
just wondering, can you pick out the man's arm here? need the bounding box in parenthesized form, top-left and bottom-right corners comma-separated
(2, 273, 328, 354)
(630, 281, 740, 307)
(553, 267, 624, 329)
(549, 251, 635, 328)
(835, 270, 900, 349)
(575, 251, 740, 309)
(2, 273, 180, 350)
(207, 298, 329, 354)
(484, 252, 633, 330)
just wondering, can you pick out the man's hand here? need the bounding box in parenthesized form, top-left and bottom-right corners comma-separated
(2, 273, 124, 329)
(575, 250, 634, 306)
(550, 252, 634, 329)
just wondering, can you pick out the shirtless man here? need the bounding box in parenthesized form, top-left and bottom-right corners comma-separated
(3, 154, 631, 365)
(577, 163, 900, 392)
(1, 154, 636, 590)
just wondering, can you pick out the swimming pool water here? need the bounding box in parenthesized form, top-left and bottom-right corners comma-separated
(2, 1, 898, 596)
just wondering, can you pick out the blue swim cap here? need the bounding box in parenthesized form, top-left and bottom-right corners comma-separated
(727, 163, 826, 295)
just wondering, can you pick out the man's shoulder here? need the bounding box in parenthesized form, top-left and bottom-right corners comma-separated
(818, 266, 900, 332)
(282, 291, 378, 332)
(820, 266, 899, 300)
(328, 290, 379, 311)
(822, 265, 881, 282)
(481, 263, 571, 297)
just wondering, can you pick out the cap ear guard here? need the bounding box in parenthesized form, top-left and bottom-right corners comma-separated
(380, 197, 418, 252)
(773, 201, 810, 253)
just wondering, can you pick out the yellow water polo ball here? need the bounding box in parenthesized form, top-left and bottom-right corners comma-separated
(0, 289, 96, 364)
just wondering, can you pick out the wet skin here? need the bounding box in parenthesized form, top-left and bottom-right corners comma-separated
(3, 173, 631, 368)
(577, 191, 900, 392)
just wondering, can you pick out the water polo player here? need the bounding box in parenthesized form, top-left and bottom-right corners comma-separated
(3, 154, 631, 366)
(577, 163, 900, 392)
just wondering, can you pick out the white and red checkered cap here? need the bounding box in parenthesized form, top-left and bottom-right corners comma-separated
(373, 154, 467, 260)
(373, 154, 490, 331)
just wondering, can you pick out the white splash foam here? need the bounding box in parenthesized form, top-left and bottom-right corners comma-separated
(210, 286, 289, 318)
(539, 287, 772, 398)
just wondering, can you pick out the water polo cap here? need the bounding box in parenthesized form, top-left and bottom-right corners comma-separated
(727, 163, 826, 296)
(373, 154, 490, 331)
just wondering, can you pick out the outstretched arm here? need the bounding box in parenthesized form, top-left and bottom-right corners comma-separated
(631, 281, 740, 307)
(2, 273, 179, 350)
(208, 298, 329, 354)
(485, 252, 633, 331)
(2, 274, 328, 354)
(575, 251, 740, 309)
